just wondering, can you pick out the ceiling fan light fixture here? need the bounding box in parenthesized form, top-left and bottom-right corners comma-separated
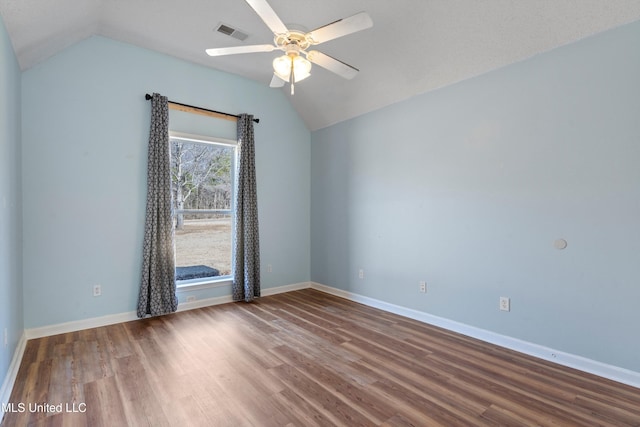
(272, 54, 311, 83)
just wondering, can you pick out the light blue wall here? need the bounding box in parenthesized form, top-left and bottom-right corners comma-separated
(311, 21, 640, 372)
(22, 36, 310, 328)
(0, 16, 23, 394)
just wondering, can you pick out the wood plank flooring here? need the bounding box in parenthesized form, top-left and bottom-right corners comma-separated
(3, 289, 640, 426)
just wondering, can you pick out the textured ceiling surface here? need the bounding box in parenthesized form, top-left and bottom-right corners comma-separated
(2, 0, 640, 130)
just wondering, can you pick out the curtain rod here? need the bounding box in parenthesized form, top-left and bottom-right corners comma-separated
(144, 94, 259, 123)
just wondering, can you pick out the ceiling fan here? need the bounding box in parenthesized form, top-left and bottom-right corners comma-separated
(205, 0, 373, 95)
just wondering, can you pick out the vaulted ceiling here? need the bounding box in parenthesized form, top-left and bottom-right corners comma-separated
(2, 0, 640, 130)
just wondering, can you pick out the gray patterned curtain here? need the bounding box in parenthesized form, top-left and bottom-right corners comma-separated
(233, 114, 261, 302)
(137, 93, 178, 317)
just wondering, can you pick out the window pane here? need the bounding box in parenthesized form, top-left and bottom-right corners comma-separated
(170, 141, 233, 212)
(170, 137, 235, 283)
(174, 213, 232, 280)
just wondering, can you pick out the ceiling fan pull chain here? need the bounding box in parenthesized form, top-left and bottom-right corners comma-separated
(290, 56, 295, 95)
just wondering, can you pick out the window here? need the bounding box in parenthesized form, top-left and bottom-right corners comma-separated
(170, 132, 237, 287)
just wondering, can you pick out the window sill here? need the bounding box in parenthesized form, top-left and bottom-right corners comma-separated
(176, 277, 232, 292)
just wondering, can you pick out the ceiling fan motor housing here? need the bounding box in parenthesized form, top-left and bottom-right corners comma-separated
(274, 31, 311, 52)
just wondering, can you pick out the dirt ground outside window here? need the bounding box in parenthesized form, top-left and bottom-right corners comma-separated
(174, 217, 232, 276)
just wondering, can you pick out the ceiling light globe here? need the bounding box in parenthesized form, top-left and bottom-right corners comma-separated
(273, 55, 291, 80)
(293, 56, 311, 81)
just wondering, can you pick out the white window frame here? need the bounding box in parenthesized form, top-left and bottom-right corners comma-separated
(169, 131, 237, 291)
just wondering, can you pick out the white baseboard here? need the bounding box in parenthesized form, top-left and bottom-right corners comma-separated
(25, 311, 140, 340)
(25, 282, 312, 340)
(1, 332, 27, 408)
(178, 281, 311, 310)
(262, 281, 311, 296)
(176, 294, 234, 312)
(310, 282, 640, 389)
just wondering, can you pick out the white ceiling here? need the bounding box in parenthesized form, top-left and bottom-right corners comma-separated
(2, 0, 640, 130)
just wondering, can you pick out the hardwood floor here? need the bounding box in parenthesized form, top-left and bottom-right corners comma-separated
(3, 289, 640, 426)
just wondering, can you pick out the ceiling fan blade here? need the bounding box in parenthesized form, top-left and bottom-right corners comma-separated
(306, 50, 359, 80)
(244, 0, 288, 35)
(269, 74, 286, 88)
(205, 44, 275, 56)
(306, 12, 373, 44)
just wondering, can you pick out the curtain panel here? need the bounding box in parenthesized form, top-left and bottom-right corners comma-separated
(137, 93, 178, 317)
(232, 114, 261, 302)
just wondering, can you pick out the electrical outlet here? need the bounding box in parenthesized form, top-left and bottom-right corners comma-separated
(499, 297, 510, 312)
(3, 328, 7, 348)
(358, 269, 364, 279)
(419, 281, 426, 293)
(267, 264, 272, 273)
(186, 296, 196, 303)
(93, 284, 102, 297)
